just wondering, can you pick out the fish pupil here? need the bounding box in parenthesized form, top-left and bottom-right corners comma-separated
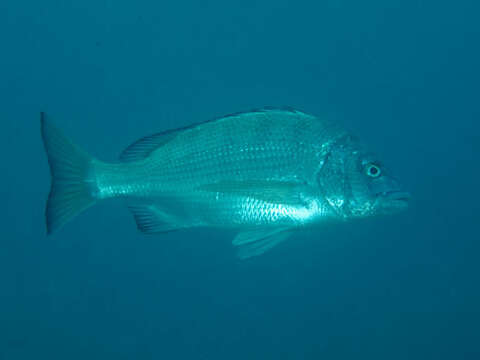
(367, 164, 380, 177)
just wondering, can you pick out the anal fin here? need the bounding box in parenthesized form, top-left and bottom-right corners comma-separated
(128, 204, 186, 234)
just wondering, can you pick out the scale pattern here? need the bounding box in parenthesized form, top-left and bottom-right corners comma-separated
(95, 109, 346, 227)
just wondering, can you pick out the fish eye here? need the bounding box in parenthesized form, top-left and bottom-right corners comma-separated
(365, 163, 381, 178)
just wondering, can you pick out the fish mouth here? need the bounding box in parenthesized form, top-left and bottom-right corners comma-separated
(377, 190, 410, 211)
(383, 190, 411, 202)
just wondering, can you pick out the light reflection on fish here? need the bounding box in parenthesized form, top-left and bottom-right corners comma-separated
(41, 108, 409, 259)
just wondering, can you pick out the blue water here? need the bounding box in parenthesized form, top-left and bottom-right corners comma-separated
(1, 1, 478, 359)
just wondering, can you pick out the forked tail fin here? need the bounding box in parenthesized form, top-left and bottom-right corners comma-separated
(40, 113, 97, 234)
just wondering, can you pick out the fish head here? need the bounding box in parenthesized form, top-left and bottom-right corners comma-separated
(317, 136, 410, 219)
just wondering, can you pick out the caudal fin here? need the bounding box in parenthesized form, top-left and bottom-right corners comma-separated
(40, 113, 97, 234)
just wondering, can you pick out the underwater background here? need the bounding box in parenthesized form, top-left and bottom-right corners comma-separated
(1, 0, 479, 359)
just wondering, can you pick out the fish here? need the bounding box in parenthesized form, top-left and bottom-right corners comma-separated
(40, 108, 409, 259)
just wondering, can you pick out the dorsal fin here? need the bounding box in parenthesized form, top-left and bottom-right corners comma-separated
(119, 107, 309, 162)
(119, 131, 178, 162)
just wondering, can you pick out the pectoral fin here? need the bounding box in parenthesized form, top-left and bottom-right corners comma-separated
(197, 180, 305, 205)
(233, 228, 292, 259)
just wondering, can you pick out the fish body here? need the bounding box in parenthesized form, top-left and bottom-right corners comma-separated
(41, 108, 409, 258)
